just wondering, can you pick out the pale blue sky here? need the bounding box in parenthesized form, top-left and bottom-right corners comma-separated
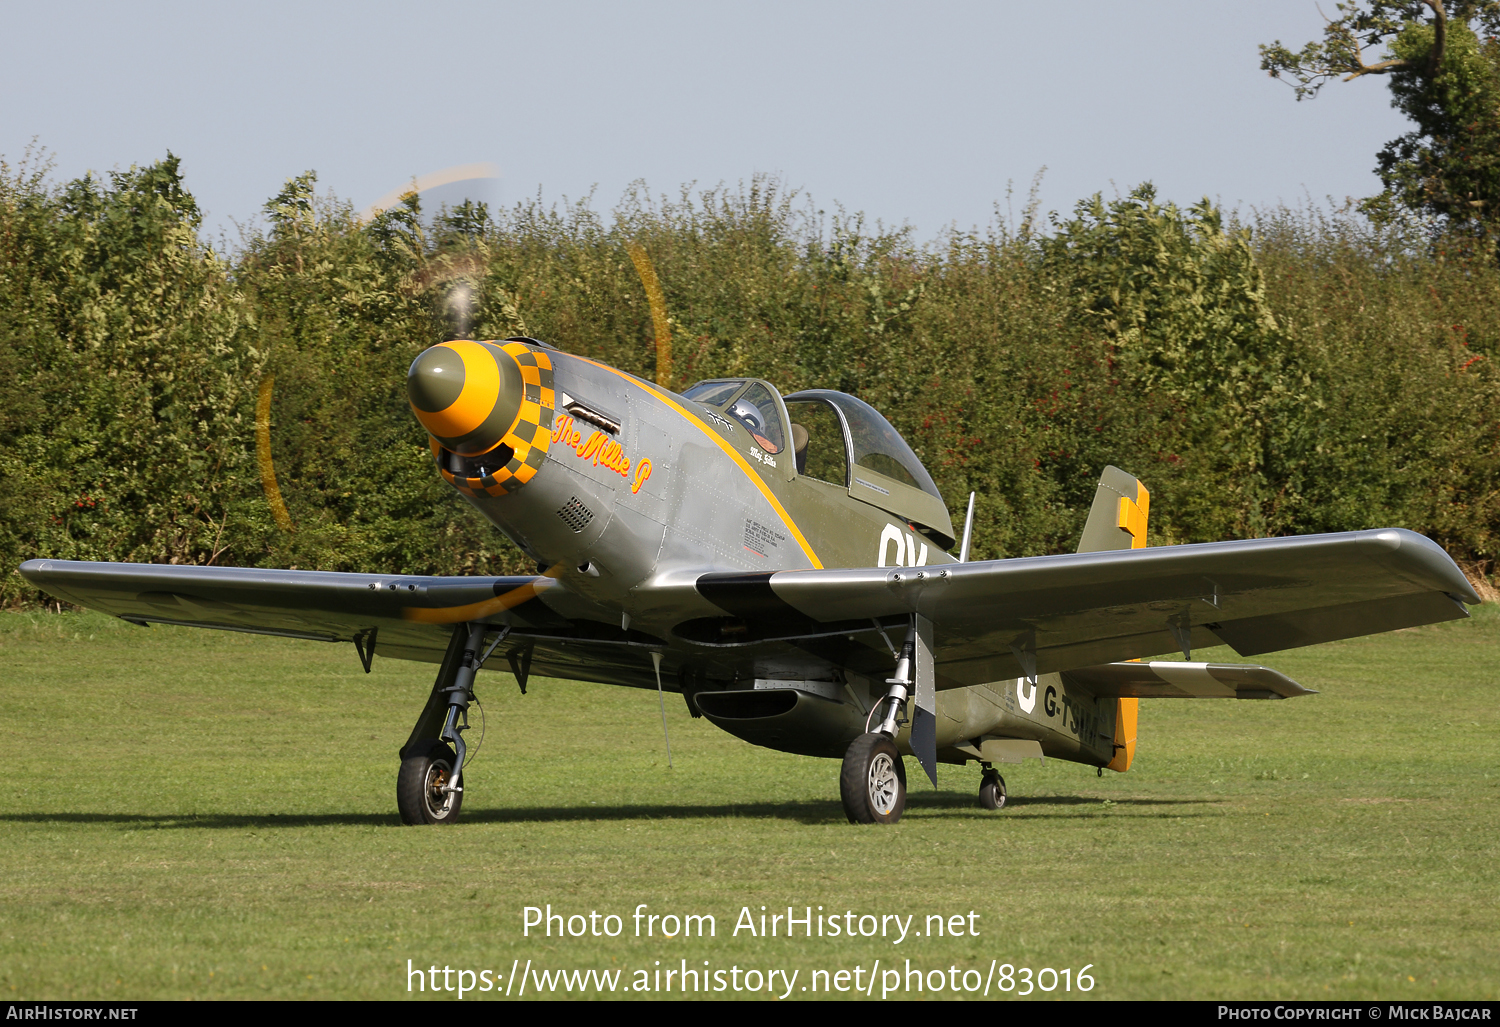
(3, 1, 1411, 241)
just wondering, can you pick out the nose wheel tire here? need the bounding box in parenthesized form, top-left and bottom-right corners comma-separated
(979, 771, 1007, 810)
(840, 732, 907, 824)
(397, 742, 464, 825)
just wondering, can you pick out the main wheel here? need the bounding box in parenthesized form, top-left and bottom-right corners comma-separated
(397, 742, 464, 825)
(840, 732, 907, 824)
(979, 772, 1007, 810)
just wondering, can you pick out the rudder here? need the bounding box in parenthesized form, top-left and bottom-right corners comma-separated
(1077, 466, 1149, 772)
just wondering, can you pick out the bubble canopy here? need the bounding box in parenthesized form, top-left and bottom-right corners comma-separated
(681, 378, 786, 454)
(784, 389, 942, 500)
(683, 379, 942, 499)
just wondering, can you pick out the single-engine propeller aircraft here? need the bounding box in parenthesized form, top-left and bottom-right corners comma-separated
(20, 337, 1482, 824)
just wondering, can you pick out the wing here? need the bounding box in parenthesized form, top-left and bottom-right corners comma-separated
(693, 528, 1479, 690)
(16, 559, 668, 688)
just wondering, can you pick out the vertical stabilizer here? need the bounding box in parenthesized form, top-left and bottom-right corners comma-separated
(1077, 465, 1150, 555)
(1077, 466, 1149, 772)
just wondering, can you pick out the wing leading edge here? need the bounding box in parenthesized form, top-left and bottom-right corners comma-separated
(694, 528, 1478, 690)
(15, 559, 673, 690)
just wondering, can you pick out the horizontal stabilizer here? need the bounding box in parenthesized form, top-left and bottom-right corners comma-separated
(1063, 661, 1314, 700)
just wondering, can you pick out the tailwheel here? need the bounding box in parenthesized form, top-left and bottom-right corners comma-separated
(840, 732, 907, 824)
(978, 766, 1007, 810)
(397, 741, 464, 825)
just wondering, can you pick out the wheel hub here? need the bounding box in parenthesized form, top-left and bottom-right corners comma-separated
(425, 761, 454, 819)
(867, 752, 900, 816)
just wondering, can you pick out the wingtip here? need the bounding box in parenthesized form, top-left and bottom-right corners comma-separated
(1366, 529, 1482, 605)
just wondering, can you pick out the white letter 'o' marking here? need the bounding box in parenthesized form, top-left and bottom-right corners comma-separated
(877, 524, 905, 567)
(1017, 677, 1036, 714)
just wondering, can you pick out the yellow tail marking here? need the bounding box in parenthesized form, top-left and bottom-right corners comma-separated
(1106, 697, 1138, 772)
(1115, 480, 1150, 547)
(1108, 478, 1149, 771)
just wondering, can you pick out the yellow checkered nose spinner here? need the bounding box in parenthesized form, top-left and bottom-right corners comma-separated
(408, 339, 555, 497)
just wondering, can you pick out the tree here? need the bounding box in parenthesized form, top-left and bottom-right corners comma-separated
(1040, 186, 1298, 540)
(1261, 2, 1500, 240)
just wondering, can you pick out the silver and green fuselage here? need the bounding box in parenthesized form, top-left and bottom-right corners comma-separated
(405, 337, 1132, 772)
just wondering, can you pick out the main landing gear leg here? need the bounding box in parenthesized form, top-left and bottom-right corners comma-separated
(840, 631, 916, 825)
(397, 622, 488, 825)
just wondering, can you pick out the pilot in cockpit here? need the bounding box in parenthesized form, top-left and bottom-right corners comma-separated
(726, 385, 784, 454)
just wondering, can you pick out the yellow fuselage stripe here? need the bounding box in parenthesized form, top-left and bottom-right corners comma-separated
(571, 356, 823, 569)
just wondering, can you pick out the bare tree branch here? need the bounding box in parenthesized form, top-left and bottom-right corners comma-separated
(1261, 0, 1454, 98)
(1340, 0, 1445, 78)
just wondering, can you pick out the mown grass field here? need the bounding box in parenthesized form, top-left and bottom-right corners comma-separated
(0, 607, 1496, 1001)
